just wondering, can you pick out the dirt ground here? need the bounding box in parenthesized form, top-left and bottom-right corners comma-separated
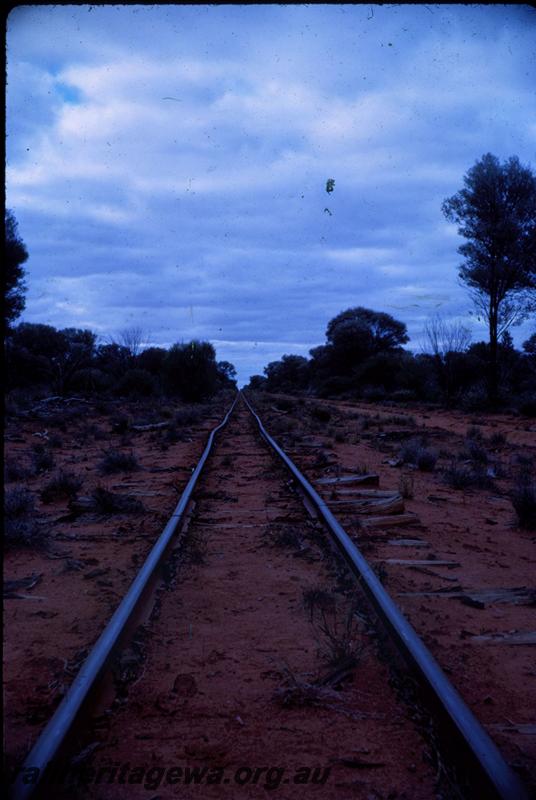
(250, 392, 536, 795)
(4, 395, 227, 772)
(3, 390, 535, 798)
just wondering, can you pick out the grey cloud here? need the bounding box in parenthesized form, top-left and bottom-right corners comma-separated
(7, 5, 536, 385)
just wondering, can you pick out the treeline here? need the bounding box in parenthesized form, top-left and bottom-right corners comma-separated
(247, 307, 536, 414)
(249, 152, 535, 413)
(6, 323, 237, 402)
(5, 209, 236, 403)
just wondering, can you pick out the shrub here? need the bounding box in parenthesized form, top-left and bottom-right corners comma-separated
(511, 481, 536, 529)
(174, 407, 201, 427)
(466, 425, 483, 440)
(489, 432, 507, 447)
(31, 443, 55, 473)
(5, 487, 35, 517)
(111, 414, 130, 433)
(91, 487, 145, 515)
(518, 393, 536, 417)
(443, 463, 475, 489)
(391, 389, 417, 403)
(311, 406, 331, 423)
(114, 368, 158, 398)
(400, 437, 437, 471)
(48, 433, 64, 448)
(314, 606, 364, 670)
(398, 473, 414, 499)
(98, 449, 139, 474)
(41, 471, 83, 503)
(164, 424, 182, 444)
(361, 385, 387, 402)
(265, 524, 303, 550)
(463, 439, 489, 464)
(302, 588, 336, 621)
(4, 458, 33, 482)
(443, 462, 494, 490)
(417, 449, 438, 471)
(4, 488, 43, 547)
(460, 386, 489, 412)
(274, 397, 297, 412)
(399, 438, 421, 464)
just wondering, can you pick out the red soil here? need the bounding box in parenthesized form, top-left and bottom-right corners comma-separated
(4, 392, 535, 799)
(253, 392, 536, 794)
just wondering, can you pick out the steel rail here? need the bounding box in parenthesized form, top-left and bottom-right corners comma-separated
(9, 395, 239, 800)
(241, 391, 528, 800)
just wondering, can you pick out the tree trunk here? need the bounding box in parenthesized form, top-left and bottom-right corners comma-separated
(488, 302, 499, 406)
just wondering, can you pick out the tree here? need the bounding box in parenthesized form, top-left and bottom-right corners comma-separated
(442, 153, 536, 403)
(5, 209, 28, 331)
(422, 315, 472, 405)
(117, 326, 148, 358)
(324, 307, 408, 378)
(163, 340, 219, 401)
(247, 375, 267, 391)
(522, 332, 536, 358)
(7, 323, 96, 393)
(216, 360, 237, 388)
(326, 307, 409, 354)
(136, 346, 168, 376)
(263, 354, 309, 393)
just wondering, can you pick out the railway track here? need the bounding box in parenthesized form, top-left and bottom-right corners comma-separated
(8, 394, 528, 800)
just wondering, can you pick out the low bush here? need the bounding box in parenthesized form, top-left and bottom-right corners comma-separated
(274, 397, 297, 412)
(31, 444, 55, 473)
(463, 439, 489, 464)
(265, 524, 303, 550)
(511, 482, 536, 529)
(460, 386, 489, 412)
(4, 458, 33, 482)
(416, 448, 438, 472)
(174, 407, 201, 427)
(98, 449, 139, 474)
(399, 438, 437, 471)
(311, 406, 331, 423)
(114, 368, 158, 398)
(398, 473, 414, 499)
(79, 423, 106, 442)
(489, 432, 507, 447)
(5, 486, 35, 517)
(466, 425, 483, 440)
(361, 386, 387, 402)
(443, 462, 494, 490)
(111, 415, 130, 434)
(314, 606, 365, 670)
(302, 588, 336, 621)
(518, 393, 536, 418)
(41, 471, 83, 503)
(4, 488, 44, 547)
(391, 389, 417, 403)
(91, 487, 145, 515)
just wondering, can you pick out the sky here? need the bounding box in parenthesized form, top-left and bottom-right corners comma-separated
(6, 4, 536, 385)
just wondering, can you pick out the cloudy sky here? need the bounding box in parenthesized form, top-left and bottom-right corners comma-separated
(6, 4, 536, 384)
